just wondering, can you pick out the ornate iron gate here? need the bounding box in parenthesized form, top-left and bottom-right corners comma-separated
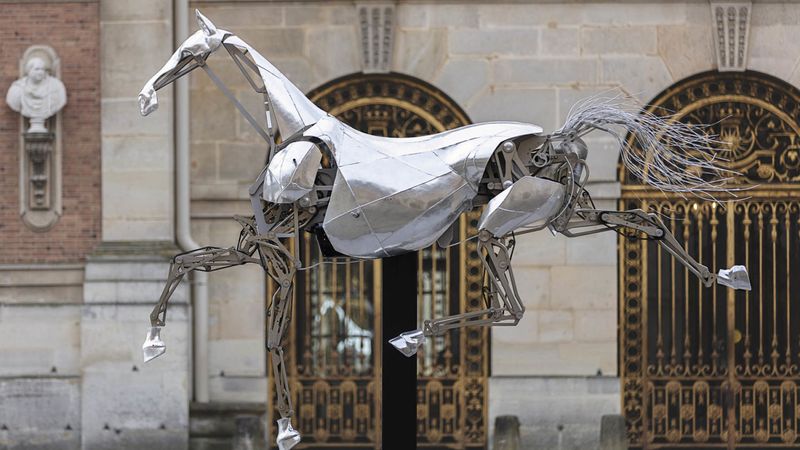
(267, 73, 489, 449)
(620, 71, 800, 449)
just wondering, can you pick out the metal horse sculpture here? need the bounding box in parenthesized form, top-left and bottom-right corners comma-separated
(139, 11, 751, 449)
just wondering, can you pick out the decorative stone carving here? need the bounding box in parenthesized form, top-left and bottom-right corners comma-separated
(6, 55, 67, 132)
(4, 46, 66, 231)
(356, 3, 395, 73)
(710, 2, 751, 72)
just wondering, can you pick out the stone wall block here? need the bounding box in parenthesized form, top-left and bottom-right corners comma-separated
(494, 59, 597, 86)
(600, 56, 672, 102)
(397, 5, 428, 28)
(491, 342, 559, 376)
(84, 260, 176, 282)
(429, 5, 479, 28)
(393, 28, 447, 81)
(565, 232, 617, 266)
(492, 311, 539, 346)
(479, 4, 582, 28)
(558, 342, 617, 376)
(101, 0, 170, 22)
(80, 304, 188, 366)
(467, 88, 558, 132)
(102, 171, 173, 242)
(513, 267, 550, 310)
(0, 286, 83, 305)
(102, 98, 172, 138)
(83, 280, 187, 305)
(582, 26, 657, 55)
(433, 58, 490, 106)
(190, 88, 238, 142)
(269, 57, 317, 94)
(751, 3, 800, 26)
(103, 136, 173, 173)
(748, 24, 800, 80)
(581, 133, 623, 183)
(550, 265, 615, 310)
(196, 5, 284, 28)
(0, 378, 81, 449)
(208, 375, 268, 403)
(210, 269, 265, 339)
(541, 27, 580, 56)
(218, 142, 270, 182)
(558, 88, 622, 126)
(190, 142, 218, 182)
(600, 414, 628, 450)
(538, 310, 574, 343)
(511, 232, 566, 267)
(285, 5, 354, 26)
(657, 25, 714, 81)
(449, 29, 538, 56)
(81, 368, 189, 450)
(581, 3, 687, 25)
(489, 376, 620, 450)
(307, 28, 360, 83)
(101, 22, 173, 99)
(80, 287, 190, 449)
(233, 28, 306, 58)
(103, 219, 175, 244)
(0, 305, 81, 376)
(209, 340, 265, 377)
(575, 309, 617, 342)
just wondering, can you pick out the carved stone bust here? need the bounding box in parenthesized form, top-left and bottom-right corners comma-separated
(5, 56, 67, 132)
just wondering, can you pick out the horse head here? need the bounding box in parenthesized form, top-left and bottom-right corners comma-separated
(138, 10, 227, 116)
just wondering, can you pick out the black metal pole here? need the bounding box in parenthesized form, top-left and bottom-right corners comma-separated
(381, 252, 417, 450)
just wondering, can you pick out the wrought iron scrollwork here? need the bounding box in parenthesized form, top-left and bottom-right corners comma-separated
(621, 71, 800, 449)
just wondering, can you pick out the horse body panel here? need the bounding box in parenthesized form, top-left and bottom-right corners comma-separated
(312, 117, 544, 257)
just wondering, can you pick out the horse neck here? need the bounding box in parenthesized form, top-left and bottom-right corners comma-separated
(225, 36, 326, 137)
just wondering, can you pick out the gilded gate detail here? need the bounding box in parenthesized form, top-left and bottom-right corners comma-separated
(620, 71, 800, 449)
(268, 73, 488, 449)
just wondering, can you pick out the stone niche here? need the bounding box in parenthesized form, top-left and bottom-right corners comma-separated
(9, 45, 66, 231)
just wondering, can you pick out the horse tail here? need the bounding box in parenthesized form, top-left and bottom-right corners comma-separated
(553, 93, 742, 202)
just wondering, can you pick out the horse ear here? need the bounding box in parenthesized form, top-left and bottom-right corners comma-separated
(195, 9, 217, 36)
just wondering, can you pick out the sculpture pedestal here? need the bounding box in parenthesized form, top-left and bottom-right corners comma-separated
(381, 252, 417, 449)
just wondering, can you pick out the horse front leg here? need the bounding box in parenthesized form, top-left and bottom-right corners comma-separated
(253, 234, 301, 450)
(143, 243, 260, 362)
(389, 232, 525, 356)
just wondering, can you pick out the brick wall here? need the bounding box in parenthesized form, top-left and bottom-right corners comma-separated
(0, 2, 100, 263)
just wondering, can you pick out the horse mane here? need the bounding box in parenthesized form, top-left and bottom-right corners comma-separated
(554, 93, 743, 203)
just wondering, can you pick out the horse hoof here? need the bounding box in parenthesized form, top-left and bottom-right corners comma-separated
(717, 265, 751, 291)
(276, 418, 301, 450)
(142, 326, 166, 362)
(138, 88, 158, 116)
(389, 329, 425, 357)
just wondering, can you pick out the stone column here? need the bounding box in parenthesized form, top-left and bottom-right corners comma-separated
(81, 2, 189, 449)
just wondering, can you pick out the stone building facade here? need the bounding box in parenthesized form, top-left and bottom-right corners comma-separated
(1, 1, 799, 449)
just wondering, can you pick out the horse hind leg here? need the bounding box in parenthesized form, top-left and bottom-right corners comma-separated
(560, 208, 751, 291)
